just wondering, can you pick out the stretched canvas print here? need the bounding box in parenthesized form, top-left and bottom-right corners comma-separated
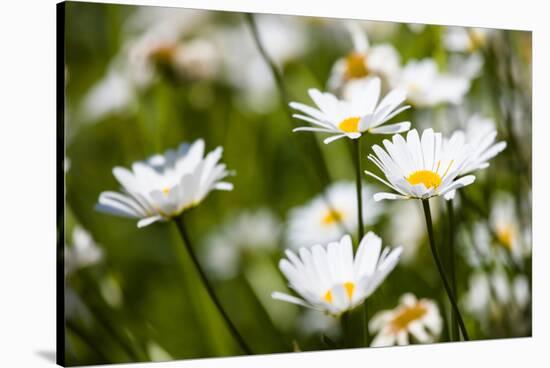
(58, 1, 532, 366)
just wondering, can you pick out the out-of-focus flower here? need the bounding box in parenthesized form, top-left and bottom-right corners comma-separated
(464, 269, 530, 328)
(272, 233, 402, 316)
(81, 68, 135, 122)
(96, 139, 233, 228)
(286, 181, 382, 250)
(65, 226, 103, 275)
(391, 59, 471, 107)
(407, 23, 426, 34)
(370, 293, 442, 346)
(490, 193, 531, 261)
(297, 309, 340, 338)
(365, 129, 475, 201)
(81, 8, 218, 121)
(146, 341, 174, 362)
(328, 22, 401, 93)
(444, 115, 506, 200)
(444, 27, 495, 53)
(203, 208, 281, 280)
(291, 77, 410, 144)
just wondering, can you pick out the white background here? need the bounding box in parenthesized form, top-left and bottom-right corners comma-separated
(0, 0, 547, 367)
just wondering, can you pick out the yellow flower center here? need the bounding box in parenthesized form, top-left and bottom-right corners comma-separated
(162, 187, 171, 196)
(324, 282, 355, 304)
(406, 170, 442, 189)
(149, 43, 177, 64)
(344, 52, 369, 80)
(468, 30, 486, 52)
(496, 225, 515, 250)
(321, 209, 344, 226)
(390, 303, 428, 333)
(338, 117, 361, 133)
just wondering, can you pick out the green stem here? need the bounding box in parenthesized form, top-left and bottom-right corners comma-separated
(446, 199, 459, 341)
(244, 12, 332, 188)
(353, 139, 365, 241)
(341, 312, 351, 349)
(352, 139, 369, 346)
(66, 320, 111, 363)
(421, 199, 469, 341)
(174, 216, 252, 354)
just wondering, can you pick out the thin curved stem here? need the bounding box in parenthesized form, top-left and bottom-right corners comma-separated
(446, 199, 459, 341)
(353, 139, 365, 241)
(422, 199, 469, 341)
(174, 216, 252, 354)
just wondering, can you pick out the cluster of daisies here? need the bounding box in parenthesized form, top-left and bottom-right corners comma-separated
(92, 19, 509, 350)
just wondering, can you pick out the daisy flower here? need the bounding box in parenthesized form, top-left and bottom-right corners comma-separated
(369, 293, 443, 347)
(328, 22, 401, 93)
(285, 181, 382, 250)
(290, 77, 411, 144)
(443, 115, 507, 200)
(391, 59, 471, 107)
(272, 233, 402, 316)
(96, 139, 233, 228)
(365, 128, 476, 201)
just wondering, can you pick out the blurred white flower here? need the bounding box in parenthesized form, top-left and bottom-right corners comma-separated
(407, 23, 427, 34)
(365, 129, 476, 201)
(444, 115, 506, 200)
(291, 77, 410, 144)
(272, 233, 402, 316)
(81, 8, 218, 121)
(391, 59, 471, 107)
(448, 52, 485, 80)
(444, 27, 494, 53)
(490, 193, 531, 261)
(203, 208, 281, 280)
(370, 293, 442, 347)
(81, 68, 135, 121)
(286, 181, 382, 250)
(297, 309, 340, 338)
(328, 22, 401, 93)
(97, 139, 233, 228)
(464, 269, 530, 324)
(65, 226, 103, 275)
(146, 341, 174, 362)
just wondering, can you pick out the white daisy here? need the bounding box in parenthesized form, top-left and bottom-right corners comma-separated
(328, 22, 401, 93)
(290, 77, 411, 144)
(443, 115, 507, 200)
(272, 233, 402, 316)
(391, 59, 471, 107)
(65, 226, 103, 275)
(365, 128, 476, 201)
(286, 181, 382, 250)
(369, 293, 443, 347)
(96, 139, 233, 228)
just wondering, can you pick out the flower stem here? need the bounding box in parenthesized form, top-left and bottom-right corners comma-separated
(341, 312, 351, 348)
(174, 215, 253, 354)
(352, 139, 370, 346)
(446, 199, 459, 341)
(353, 139, 365, 241)
(421, 199, 469, 341)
